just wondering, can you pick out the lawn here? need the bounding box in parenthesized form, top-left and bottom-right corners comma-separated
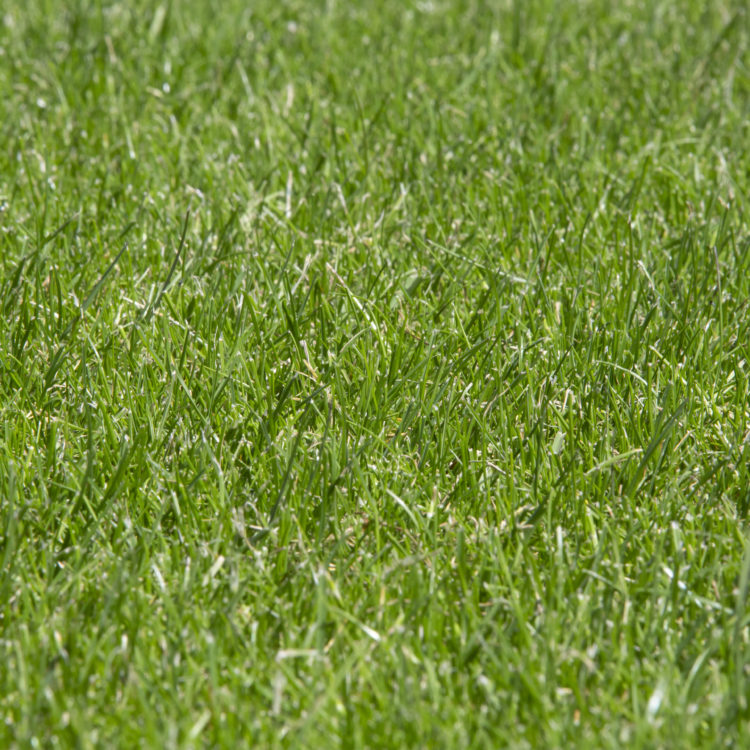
(1, 0, 749, 746)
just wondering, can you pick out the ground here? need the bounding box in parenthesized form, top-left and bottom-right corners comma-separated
(1, 0, 749, 747)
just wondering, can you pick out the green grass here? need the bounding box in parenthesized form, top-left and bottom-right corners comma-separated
(1, 0, 749, 746)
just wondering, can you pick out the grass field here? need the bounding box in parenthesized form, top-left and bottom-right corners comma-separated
(1, 0, 749, 746)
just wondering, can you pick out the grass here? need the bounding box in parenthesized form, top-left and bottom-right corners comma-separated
(1, 0, 749, 746)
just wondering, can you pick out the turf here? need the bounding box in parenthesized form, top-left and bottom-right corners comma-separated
(1, 0, 749, 746)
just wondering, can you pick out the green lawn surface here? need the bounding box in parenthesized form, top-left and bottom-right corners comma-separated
(1, 0, 749, 746)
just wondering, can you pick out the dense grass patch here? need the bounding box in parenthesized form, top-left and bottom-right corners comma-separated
(1, 0, 749, 746)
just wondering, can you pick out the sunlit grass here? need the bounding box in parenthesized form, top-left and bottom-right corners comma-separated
(1, 0, 749, 746)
